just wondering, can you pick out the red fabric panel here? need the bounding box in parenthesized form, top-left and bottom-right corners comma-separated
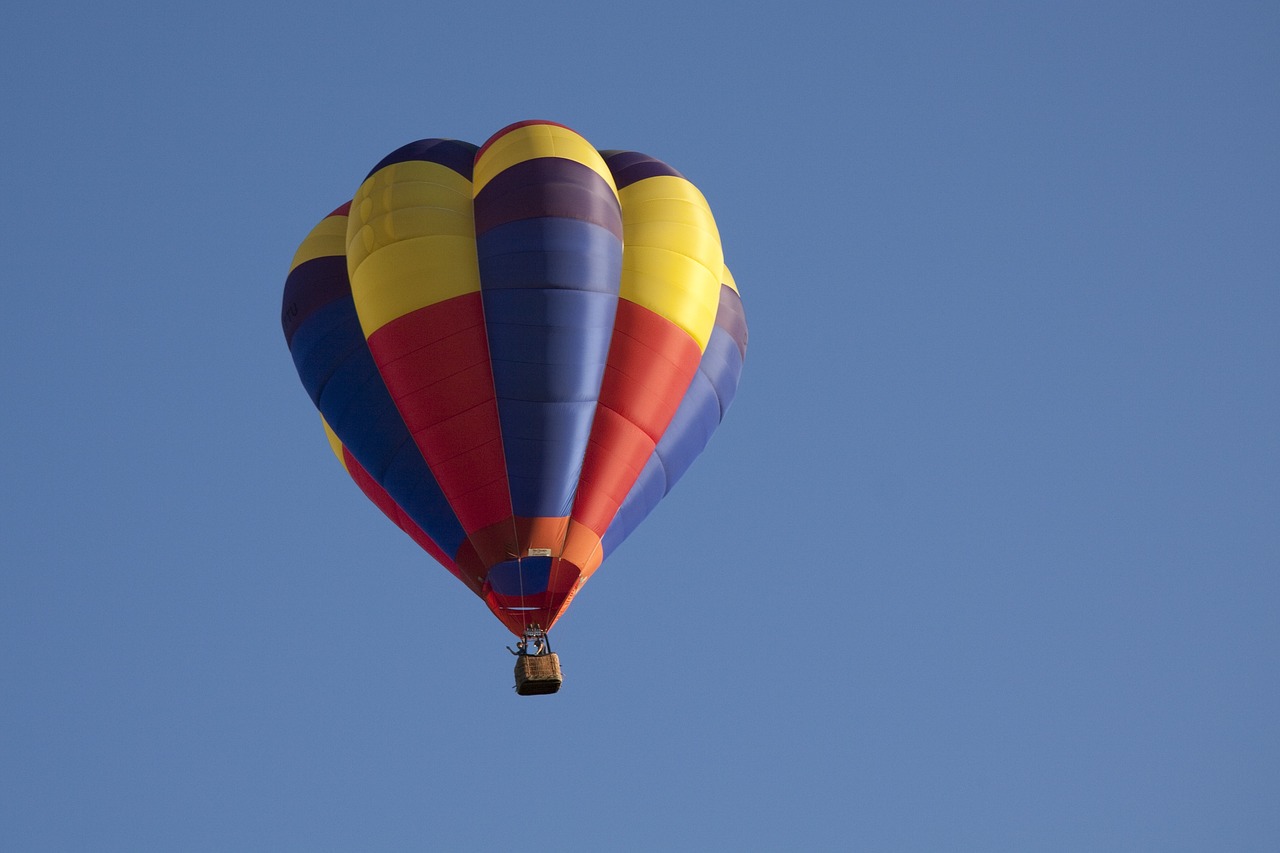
(363, 293, 484, 358)
(365, 293, 512, 533)
(571, 302, 701, 534)
(572, 407, 652, 535)
(394, 361, 495, 433)
(374, 327, 491, 400)
(600, 302, 702, 440)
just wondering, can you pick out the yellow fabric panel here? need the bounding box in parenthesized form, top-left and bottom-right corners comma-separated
(620, 250, 721, 349)
(722, 264, 739, 294)
(289, 213, 347, 273)
(617, 176, 723, 351)
(321, 416, 349, 474)
(473, 123, 618, 198)
(347, 234, 481, 337)
(351, 206, 473, 263)
(345, 160, 480, 336)
(346, 160, 474, 274)
(355, 157, 474, 197)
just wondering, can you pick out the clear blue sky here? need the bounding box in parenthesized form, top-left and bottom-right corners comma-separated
(2, 2, 1277, 850)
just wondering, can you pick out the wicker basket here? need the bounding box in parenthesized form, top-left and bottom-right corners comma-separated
(514, 653, 562, 695)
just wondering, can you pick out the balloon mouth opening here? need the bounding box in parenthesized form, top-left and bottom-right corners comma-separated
(482, 556, 583, 635)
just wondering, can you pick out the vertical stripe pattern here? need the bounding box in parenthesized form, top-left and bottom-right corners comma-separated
(283, 124, 747, 637)
(282, 204, 468, 569)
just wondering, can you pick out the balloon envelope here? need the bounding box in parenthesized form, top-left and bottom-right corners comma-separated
(283, 121, 747, 636)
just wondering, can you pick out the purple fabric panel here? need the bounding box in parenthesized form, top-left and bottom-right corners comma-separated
(282, 255, 350, 348)
(601, 150, 685, 189)
(714, 284, 749, 360)
(473, 158, 623, 240)
(364, 138, 479, 180)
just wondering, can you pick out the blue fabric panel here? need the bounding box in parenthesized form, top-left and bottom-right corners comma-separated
(498, 398, 597, 517)
(653, 370, 723, 487)
(483, 286, 619, 329)
(475, 218, 623, 293)
(288, 290, 467, 557)
(701, 327, 747, 417)
(380, 439, 466, 555)
(323, 364, 413, 473)
(601, 452, 669, 555)
(289, 297, 368, 408)
(476, 215, 623, 519)
(486, 556, 552, 596)
(484, 289, 617, 401)
(601, 371, 718, 555)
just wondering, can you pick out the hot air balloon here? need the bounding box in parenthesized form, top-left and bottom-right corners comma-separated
(282, 121, 747, 693)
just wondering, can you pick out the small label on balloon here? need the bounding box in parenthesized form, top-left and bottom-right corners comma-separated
(527, 548, 552, 557)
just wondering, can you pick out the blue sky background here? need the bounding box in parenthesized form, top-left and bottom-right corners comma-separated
(2, 2, 1276, 850)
